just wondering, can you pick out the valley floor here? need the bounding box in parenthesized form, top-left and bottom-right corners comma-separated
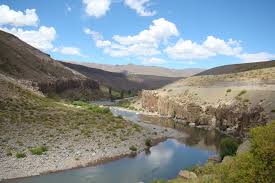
(0, 75, 180, 181)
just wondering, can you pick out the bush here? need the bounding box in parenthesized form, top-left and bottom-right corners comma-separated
(220, 138, 239, 159)
(250, 121, 275, 167)
(16, 152, 26, 158)
(226, 89, 232, 92)
(129, 146, 137, 152)
(145, 139, 152, 147)
(30, 146, 48, 155)
(237, 90, 247, 97)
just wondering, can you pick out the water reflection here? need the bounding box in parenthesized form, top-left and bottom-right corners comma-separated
(139, 114, 226, 152)
(4, 139, 215, 183)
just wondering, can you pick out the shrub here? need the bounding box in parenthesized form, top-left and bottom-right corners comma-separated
(145, 139, 152, 147)
(30, 146, 48, 155)
(271, 109, 275, 113)
(237, 90, 247, 97)
(226, 89, 232, 92)
(220, 138, 239, 159)
(6, 151, 12, 156)
(129, 146, 137, 152)
(250, 122, 275, 167)
(16, 152, 26, 158)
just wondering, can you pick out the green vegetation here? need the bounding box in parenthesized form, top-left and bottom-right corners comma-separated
(153, 122, 275, 183)
(271, 109, 275, 113)
(16, 152, 26, 158)
(226, 89, 232, 92)
(220, 138, 239, 159)
(129, 146, 137, 152)
(237, 90, 247, 97)
(116, 99, 131, 108)
(145, 138, 152, 147)
(72, 101, 111, 114)
(30, 146, 48, 155)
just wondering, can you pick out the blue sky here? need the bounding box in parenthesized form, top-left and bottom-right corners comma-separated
(0, 0, 275, 69)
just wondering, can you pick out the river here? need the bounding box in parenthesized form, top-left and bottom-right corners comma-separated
(4, 106, 228, 183)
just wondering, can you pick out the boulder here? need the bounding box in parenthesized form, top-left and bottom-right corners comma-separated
(178, 170, 197, 180)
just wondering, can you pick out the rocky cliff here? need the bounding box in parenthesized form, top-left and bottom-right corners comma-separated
(141, 90, 267, 138)
(141, 66, 275, 138)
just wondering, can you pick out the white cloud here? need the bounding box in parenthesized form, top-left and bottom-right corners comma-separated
(165, 39, 215, 60)
(142, 57, 166, 64)
(124, 0, 156, 16)
(55, 47, 83, 56)
(237, 52, 275, 63)
(82, 0, 111, 18)
(86, 18, 179, 58)
(165, 36, 242, 61)
(113, 18, 179, 45)
(0, 26, 56, 51)
(0, 4, 39, 27)
(203, 36, 242, 56)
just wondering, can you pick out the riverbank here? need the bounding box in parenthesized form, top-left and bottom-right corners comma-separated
(0, 105, 182, 181)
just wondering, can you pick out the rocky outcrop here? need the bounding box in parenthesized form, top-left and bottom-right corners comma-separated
(141, 90, 268, 138)
(178, 170, 197, 180)
(37, 78, 99, 94)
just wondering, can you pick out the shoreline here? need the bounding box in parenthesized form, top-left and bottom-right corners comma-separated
(1, 136, 169, 182)
(0, 106, 182, 181)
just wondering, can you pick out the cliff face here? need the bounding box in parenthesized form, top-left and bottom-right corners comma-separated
(142, 90, 267, 138)
(37, 78, 99, 94)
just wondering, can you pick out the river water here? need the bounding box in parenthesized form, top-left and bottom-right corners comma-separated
(4, 107, 228, 183)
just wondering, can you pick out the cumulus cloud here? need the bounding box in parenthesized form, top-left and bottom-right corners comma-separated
(237, 52, 275, 63)
(165, 36, 242, 60)
(85, 18, 179, 58)
(82, 0, 111, 18)
(0, 26, 56, 51)
(0, 4, 39, 27)
(54, 47, 83, 56)
(124, 0, 156, 16)
(165, 39, 215, 60)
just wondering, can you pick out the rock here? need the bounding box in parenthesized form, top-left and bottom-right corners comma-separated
(208, 155, 221, 163)
(178, 170, 197, 180)
(237, 140, 251, 155)
(189, 123, 196, 127)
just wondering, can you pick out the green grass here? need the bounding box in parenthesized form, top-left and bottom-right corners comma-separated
(16, 152, 26, 158)
(30, 146, 48, 155)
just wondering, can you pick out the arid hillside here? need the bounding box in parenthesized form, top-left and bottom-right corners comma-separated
(138, 63, 275, 138)
(196, 60, 275, 76)
(68, 61, 204, 77)
(0, 30, 100, 100)
(62, 62, 182, 92)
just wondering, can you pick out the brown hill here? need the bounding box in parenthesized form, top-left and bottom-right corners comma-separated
(68, 61, 203, 77)
(61, 61, 182, 91)
(0, 30, 100, 100)
(196, 60, 275, 76)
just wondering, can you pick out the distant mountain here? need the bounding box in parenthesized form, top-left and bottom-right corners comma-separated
(196, 60, 275, 76)
(61, 61, 182, 91)
(68, 61, 204, 77)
